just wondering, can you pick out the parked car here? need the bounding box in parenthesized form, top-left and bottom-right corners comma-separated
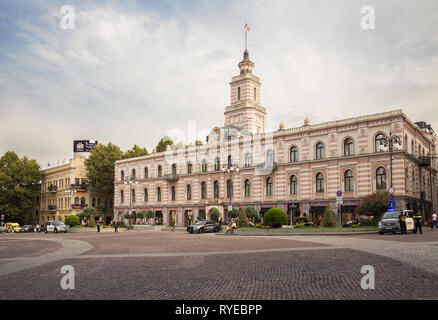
(378, 210, 414, 234)
(19, 225, 34, 233)
(187, 220, 221, 233)
(44, 221, 69, 233)
(0, 225, 7, 234)
(4, 222, 21, 233)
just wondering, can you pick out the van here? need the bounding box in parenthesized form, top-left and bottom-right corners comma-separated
(4, 223, 21, 233)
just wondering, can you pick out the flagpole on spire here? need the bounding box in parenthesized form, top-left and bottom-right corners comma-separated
(244, 22, 250, 51)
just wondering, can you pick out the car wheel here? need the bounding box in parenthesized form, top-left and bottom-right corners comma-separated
(379, 231, 384, 235)
(54, 228, 58, 233)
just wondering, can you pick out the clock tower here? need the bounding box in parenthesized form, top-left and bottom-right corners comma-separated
(224, 49, 267, 134)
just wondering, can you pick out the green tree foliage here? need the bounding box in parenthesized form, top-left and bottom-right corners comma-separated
(209, 208, 220, 221)
(0, 151, 41, 224)
(357, 191, 389, 220)
(78, 206, 95, 227)
(227, 208, 240, 220)
(156, 136, 174, 153)
(65, 215, 80, 227)
(263, 208, 288, 228)
(322, 204, 337, 227)
(146, 210, 155, 223)
(85, 143, 123, 195)
(245, 206, 258, 220)
(237, 208, 249, 227)
(123, 144, 148, 159)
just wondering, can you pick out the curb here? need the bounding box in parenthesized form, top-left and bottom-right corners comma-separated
(215, 230, 378, 237)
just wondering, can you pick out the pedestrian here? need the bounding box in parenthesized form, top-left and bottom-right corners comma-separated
(97, 220, 101, 233)
(431, 211, 437, 230)
(399, 213, 407, 234)
(113, 220, 118, 233)
(226, 220, 232, 235)
(36, 224, 40, 233)
(413, 213, 423, 235)
(171, 214, 176, 232)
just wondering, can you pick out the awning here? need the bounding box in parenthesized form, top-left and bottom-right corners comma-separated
(341, 205, 357, 213)
(310, 206, 326, 214)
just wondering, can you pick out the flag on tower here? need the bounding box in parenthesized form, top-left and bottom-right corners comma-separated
(244, 23, 250, 32)
(47, 163, 51, 167)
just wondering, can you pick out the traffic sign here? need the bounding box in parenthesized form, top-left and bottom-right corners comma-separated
(389, 194, 395, 201)
(1, 214, 4, 220)
(389, 187, 394, 194)
(1, 221, 3, 225)
(388, 200, 395, 209)
(336, 190, 343, 197)
(336, 197, 343, 204)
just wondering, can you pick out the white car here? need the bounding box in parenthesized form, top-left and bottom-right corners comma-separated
(44, 220, 69, 233)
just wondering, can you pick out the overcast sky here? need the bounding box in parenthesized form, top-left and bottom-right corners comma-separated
(1, 0, 437, 166)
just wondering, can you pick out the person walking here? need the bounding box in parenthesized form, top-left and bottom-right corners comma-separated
(431, 211, 437, 230)
(171, 214, 176, 232)
(399, 213, 407, 234)
(113, 220, 118, 233)
(413, 213, 423, 235)
(96, 220, 101, 233)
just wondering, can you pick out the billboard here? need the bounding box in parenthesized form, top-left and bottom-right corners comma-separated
(73, 140, 98, 152)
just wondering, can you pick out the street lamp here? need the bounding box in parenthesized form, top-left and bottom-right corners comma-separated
(64, 187, 76, 216)
(124, 174, 138, 230)
(378, 131, 402, 189)
(222, 161, 239, 221)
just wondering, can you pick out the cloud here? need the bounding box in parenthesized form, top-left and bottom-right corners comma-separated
(0, 0, 437, 165)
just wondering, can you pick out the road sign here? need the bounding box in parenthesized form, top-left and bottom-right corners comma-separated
(389, 188, 394, 194)
(336, 197, 343, 204)
(1, 221, 3, 226)
(336, 190, 343, 197)
(228, 201, 232, 205)
(228, 205, 232, 211)
(388, 200, 395, 209)
(1, 214, 4, 220)
(389, 194, 395, 201)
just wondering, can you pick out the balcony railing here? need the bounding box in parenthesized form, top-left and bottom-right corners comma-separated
(71, 183, 88, 191)
(163, 173, 178, 181)
(48, 185, 57, 192)
(418, 156, 431, 167)
(48, 205, 57, 210)
(71, 204, 85, 210)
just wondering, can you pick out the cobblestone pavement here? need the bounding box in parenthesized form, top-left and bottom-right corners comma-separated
(0, 230, 437, 300)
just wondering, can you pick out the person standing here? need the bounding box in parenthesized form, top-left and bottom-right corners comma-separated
(399, 213, 407, 234)
(413, 213, 423, 235)
(171, 213, 176, 232)
(431, 211, 437, 230)
(113, 220, 118, 233)
(97, 220, 101, 233)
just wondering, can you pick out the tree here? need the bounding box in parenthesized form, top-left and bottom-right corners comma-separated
(263, 208, 288, 228)
(78, 206, 96, 227)
(85, 143, 123, 197)
(209, 208, 220, 221)
(322, 204, 337, 227)
(65, 215, 80, 227)
(357, 191, 389, 220)
(0, 151, 41, 224)
(237, 208, 249, 227)
(136, 211, 145, 224)
(227, 208, 240, 220)
(245, 206, 258, 221)
(146, 210, 155, 224)
(123, 144, 148, 159)
(156, 136, 174, 153)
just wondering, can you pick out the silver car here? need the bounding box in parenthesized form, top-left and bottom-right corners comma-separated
(44, 220, 69, 233)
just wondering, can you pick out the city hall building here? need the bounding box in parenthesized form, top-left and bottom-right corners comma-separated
(114, 49, 437, 226)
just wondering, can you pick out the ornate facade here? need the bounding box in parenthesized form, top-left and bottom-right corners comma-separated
(114, 49, 437, 226)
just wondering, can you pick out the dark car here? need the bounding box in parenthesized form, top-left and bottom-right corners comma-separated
(20, 225, 34, 233)
(378, 210, 401, 234)
(187, 220, 221, 233)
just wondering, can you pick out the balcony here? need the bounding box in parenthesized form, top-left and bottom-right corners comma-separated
(418, 156, 431, 167)
(48, 205, 57, 210)
(71, 204, 85, 210)
(48, 185, 57, 192)
(163, 173, 179, 182)
(71, 183, 88, 191)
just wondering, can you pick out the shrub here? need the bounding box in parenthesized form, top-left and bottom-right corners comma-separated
(237, 208, 249, 227)
(227, 209, 240, 220)
(359, 217, 377, 226)
(146, 210, 155, 221)
(322, 204, 337, 227)
(65, 215, 80, 227)
(209, 208, 220, 222)
(115, 221, 126, 228)
(245, 206, 258, 221)
(263, 208, 288, 228)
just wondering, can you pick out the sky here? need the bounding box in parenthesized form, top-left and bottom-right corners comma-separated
(0, 0, 437, 166)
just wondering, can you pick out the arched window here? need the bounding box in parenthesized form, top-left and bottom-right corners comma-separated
(405, 169, 409, 193)
(171, 186, 176, 201)
(213, 181, 219, 199)
(131, 189, 136, 203)
(226, 179, 233, 198)
(121, 170, 125, 181)
(215, 157, 220, 171)
(376, 167, 387, 190)
(245, 153, 251, 168)
(267, 150, 274, 166)
(201, 182, 206, 199)
(244, 179, 251, 197)
(80, 197, 86, 206)
(290, 146, 298, 162)
(187, 162, 192, 174)
(316, 142, 324, 160)
(157, 187, 161, 201)
(187, 184, 191, 200)
(202, 159, 207, 172)
(411, 140, 414, 154)
(375, 133, 386, 152)
(172, 163, 177, 175)
(266, 177, 273, 196)
(144, 167, 148, 179)
(316, 173, 324, 193)
(254, 87, 256, 100)
(237, 87, 241, 100)
(290, 175, 298, 195)
(158, 165, 162, 177)
(412, 170, 416, 194)
(404, 134, 408, 151)
(119, 192, 123, 204)
(227, 155, 232, 169)
(344, 138, 353, 156)
(344, 170, 354, 192)
(132, 169, 136, 180)
(144, 188, 148, 202)
(92, 198, 96, 207)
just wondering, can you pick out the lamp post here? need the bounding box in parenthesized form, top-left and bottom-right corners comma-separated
(378, 131, 402, 189)
(64, 186, 76, 216)
(124, 174, 138, 230)
(222, 161, 239, 221)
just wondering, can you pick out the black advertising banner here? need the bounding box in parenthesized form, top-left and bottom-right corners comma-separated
(73, 140, 98, 152)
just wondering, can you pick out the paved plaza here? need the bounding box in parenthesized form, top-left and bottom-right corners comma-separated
(1, 230, 438, 300)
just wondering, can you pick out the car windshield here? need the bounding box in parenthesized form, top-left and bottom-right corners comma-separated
(382, 212, 400, 219)
(194, 221, 204, 226)
(53, 221, 65, 226)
